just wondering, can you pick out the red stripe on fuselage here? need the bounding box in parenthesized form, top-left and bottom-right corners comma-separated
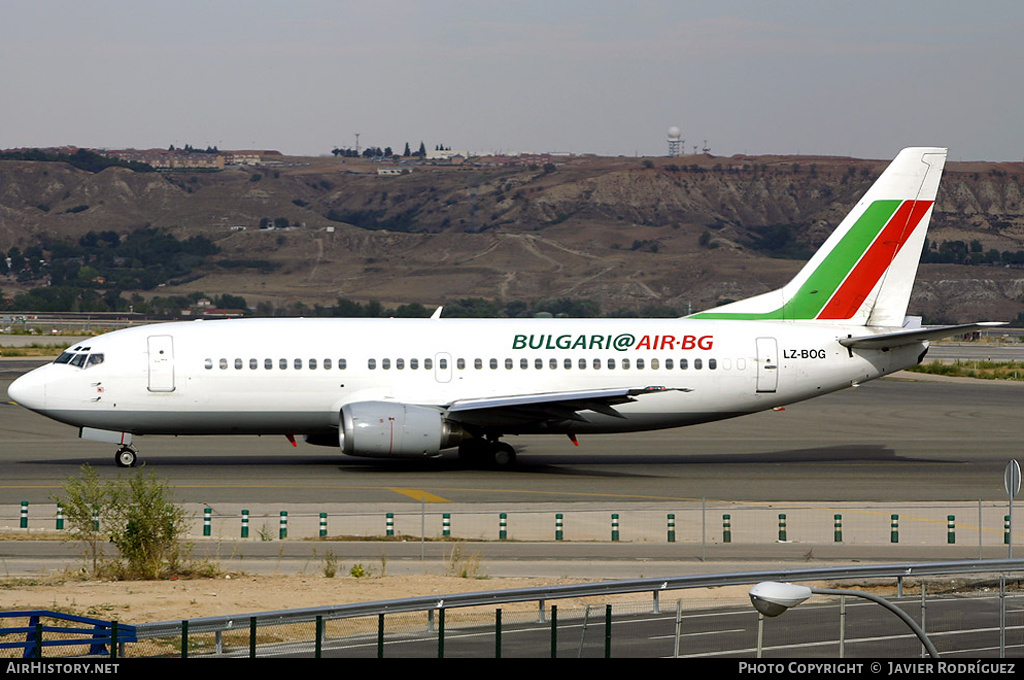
(817, 200, 933, 320)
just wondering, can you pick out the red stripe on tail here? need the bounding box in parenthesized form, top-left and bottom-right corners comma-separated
(817, 200, 933, 320)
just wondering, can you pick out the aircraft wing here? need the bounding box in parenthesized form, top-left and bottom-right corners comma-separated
(444, 386, 691, 426)
(839, 322, 1006, 350)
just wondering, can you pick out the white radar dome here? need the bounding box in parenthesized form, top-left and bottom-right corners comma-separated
(667, 126, 682, 140)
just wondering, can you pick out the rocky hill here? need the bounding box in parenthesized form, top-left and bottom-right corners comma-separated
(1, 152, 1023, 323)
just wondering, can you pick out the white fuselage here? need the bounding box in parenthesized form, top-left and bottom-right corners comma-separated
(9, 316, 925, 441)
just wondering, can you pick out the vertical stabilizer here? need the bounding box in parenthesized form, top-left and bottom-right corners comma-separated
(691, 147, 947, 326)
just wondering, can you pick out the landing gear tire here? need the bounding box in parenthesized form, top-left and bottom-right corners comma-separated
(457, 439, 517, 468)
(115, 446, 138, 468)
(491, 442, 517, 468)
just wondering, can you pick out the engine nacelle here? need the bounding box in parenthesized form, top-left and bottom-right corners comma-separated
(340, 401, 464, 458)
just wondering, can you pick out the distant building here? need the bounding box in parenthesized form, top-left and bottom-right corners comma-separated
(103, 148, 224, 170)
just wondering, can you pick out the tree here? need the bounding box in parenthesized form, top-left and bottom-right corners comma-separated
(403, 142, 411, 157)
(417, 142, 426, 157)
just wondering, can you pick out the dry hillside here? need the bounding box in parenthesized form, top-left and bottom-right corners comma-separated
(2, 152, 1023, 322)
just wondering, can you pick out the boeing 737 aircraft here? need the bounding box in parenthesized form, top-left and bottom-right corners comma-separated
(7, 147, 1000, 468)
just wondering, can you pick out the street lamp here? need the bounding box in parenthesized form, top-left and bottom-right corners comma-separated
(749, 582, 939, 659)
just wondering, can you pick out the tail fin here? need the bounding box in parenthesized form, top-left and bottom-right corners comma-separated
(691, 147, 947, 327)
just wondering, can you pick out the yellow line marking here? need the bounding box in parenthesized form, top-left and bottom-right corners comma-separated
(388, 488, 450, 503)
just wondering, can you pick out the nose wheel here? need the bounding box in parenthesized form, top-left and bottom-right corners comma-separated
(115, 446, 138, 468)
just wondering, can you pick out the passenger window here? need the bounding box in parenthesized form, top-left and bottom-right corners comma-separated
(339, 359, 347, 370)
(309, 359, 317, 369)
(593, 358, 601, 369)
(292, 358, 301, 370)
(457, 358, 465, 370)
(607, 358, 615, 369)
(439, 358, 447, 369)
(323, 358, 332, 370)
(235, 359, 243, 370)
(204, 358, 213, 370)
(549, 358, 557, 369)
(475, 358, 483, 370)
(665, 359, 674, 369)
(265, 358, 273, 369)
(578, 358, 586, 369)
(520, 358, 528, 369)
(637, 358, 645, 369)
(279, 358, 288, 369)
(396, 358, 404, 370)
(651, 358, 659, 370)
(680, 358, 688, 370)
(622, 358, 630, 369)
(425, 358, 433, 370)
(490, 359, 498, 369)
(535, 358, 543, 369)
(505, 358, 513, 370)
(564, 358, 572, 369)
(382, 358, 390, 370)
(368, 359, 376, 370)
(694, 358, 703, 370)
(709, 358, 717, 370)
(410, 358, 418, 370)
(249, 358, 258, 370)
(219, 358, 228, 370)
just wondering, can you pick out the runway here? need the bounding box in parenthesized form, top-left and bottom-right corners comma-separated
(3, 363, 1023, 505)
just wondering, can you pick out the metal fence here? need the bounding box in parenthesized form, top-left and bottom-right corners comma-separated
(4, 560, 1023, 658)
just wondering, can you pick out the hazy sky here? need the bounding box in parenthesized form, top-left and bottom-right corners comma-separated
(2, 1, 1022, 161)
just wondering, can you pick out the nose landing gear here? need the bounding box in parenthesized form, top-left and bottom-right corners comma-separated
(115, 446, 138, 468)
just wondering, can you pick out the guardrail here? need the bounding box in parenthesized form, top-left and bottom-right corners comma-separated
(126, 559, 1024, 658)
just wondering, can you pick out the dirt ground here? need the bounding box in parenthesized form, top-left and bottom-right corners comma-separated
(0, 573, 563, 623)
(2, 572, 747, 625)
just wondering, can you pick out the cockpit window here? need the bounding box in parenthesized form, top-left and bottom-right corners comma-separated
(55, 350, 104, 368)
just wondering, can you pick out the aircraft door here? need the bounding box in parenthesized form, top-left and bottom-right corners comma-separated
(147, 335, 176, 392)
(755, 337, 778, 393)
(434, 352, 452, 383)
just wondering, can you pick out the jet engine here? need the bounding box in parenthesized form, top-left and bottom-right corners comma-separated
(338, 401, 464, 458)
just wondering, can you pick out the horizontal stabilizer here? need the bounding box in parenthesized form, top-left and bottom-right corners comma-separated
(839, 322, 1006, 350)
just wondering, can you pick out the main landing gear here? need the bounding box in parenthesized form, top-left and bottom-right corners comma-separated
(115, 445, 139, 468)
(457, 437, 517, 468)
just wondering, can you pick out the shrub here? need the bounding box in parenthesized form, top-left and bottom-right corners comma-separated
(55, 465, 191, 579)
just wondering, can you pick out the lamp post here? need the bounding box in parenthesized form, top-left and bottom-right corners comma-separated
(749, 582, 938, 659)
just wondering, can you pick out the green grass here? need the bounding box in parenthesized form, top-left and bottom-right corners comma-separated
(907, 360, 1024, 381)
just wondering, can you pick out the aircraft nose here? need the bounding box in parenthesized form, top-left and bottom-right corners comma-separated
(8, 368, 47, 411)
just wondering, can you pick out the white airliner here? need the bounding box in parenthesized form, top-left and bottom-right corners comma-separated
(7, 147, 1000, 468)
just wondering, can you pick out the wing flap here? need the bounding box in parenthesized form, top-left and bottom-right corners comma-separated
(445, 386, 691, 426)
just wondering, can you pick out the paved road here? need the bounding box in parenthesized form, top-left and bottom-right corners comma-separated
(3, 368, 1024, 504)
